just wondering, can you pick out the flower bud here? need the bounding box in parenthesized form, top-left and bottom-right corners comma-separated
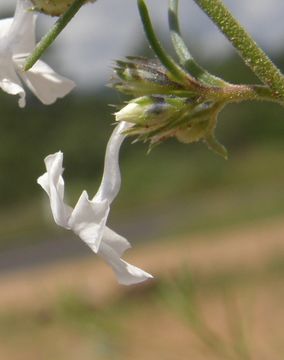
(115, 95, 191, 126)
(31, 0, 96, 16)
(116, 95, 227, 157)
(113, 57, 189, 97)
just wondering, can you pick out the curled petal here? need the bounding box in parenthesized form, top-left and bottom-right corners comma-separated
(38, 124, 153, 285)
(37, 152, 72, 228)
(0, 60, 26, 107)
(0, 78, 25, 107)
(103, 227, 131, 256)
(94, 121, 132, 204)
(68, 191, 110, 253)
(18, 59, 75, 105)
(98, 230, 153, 285)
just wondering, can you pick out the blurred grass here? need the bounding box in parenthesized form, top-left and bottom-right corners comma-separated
(0, 249, 283, 359)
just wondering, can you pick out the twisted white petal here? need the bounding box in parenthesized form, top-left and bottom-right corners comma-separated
(37, 123, 153, 285)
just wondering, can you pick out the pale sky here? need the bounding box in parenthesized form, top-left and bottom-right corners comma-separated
(2, 0, 284, 90)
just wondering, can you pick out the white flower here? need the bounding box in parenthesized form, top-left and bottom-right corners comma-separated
(37, 121, 153, 285)
(0, 0, 75, 107)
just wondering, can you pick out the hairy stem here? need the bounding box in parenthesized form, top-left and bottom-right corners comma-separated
(207, 84, 284, 105)
(193, 0, 284, 99)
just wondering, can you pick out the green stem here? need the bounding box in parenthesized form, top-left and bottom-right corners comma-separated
(168, 0, 225, 87)
(137, 0, 198, 87)
(193, 0, 284, 99)
(24, 0, 85, 71)
(244, 85, 283, 104)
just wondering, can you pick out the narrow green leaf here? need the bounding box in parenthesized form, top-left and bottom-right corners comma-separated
(168, 0, 225, 87)
(137, 0, 198, 88)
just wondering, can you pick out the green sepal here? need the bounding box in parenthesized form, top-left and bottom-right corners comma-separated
(176, 119, 210, 144)
(205, 133, 228, 159)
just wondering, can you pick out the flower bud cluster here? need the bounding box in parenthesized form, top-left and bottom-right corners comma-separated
(113, 57, 227, 157)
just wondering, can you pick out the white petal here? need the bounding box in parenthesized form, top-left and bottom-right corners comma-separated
(37, 152, 72, 228)
(103, 227, 131, 256)
(37, 139, 153, 285)
(98, 230, 153, 285)
(9, 0, 36, 55)
(0, 18, 13, 41)
(17, 59, 75, 105)
(68, 191, 110, 253)
(0, 60, 26, 107)
(115, 103, 141, 123)
(94, 121, 132, 204)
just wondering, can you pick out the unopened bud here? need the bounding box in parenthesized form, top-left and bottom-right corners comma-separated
(115, 95, 190, 126)
(115, 96, 227, 156)
(31, 0, 96, 16)
(113, 57, 187, 97)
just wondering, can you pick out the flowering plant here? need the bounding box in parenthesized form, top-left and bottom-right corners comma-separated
(1, 0, 284, 285)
